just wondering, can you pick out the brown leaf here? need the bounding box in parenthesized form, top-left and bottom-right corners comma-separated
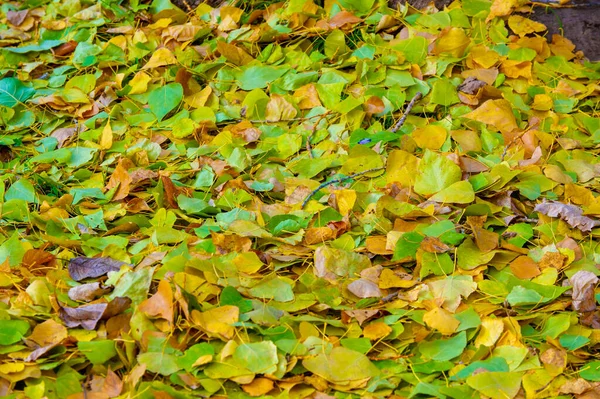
(509, 256, 540, 279)
(51, 126, 78, 148)
(557, 236, 583, 261)
(160, 175, 181, 209)
(458, 76, 487, 95)
(559, 378, 592, 395)
(59, 297, 131, 330)
(570, 271, 599, 313)
(420, 236, 451, 253)
(105, 160, 132, 201)
(304, 227, 335, 245)
(52, 40, 78, 57)
(364, 96, 385, 116)
(328, 11, 362, 29)
(25, 319, 67, 348)
(7, 10, 29, 26)
(59, 303, 107, 330)
(138, 280, 174, 325)
(535, 201, 600, 232)
(21, 249, 56, 274)
(69, 256, 128, 281)
(89, 368, 123, 398)
(24, 319, 68, 361)
(68, 282, 108, 302)
(347, 279, 382, 298)
(342, 309, 379, 325)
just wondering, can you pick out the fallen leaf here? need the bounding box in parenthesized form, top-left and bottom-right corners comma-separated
(535, 201, 600, 232)
(69, 256, 128, 281)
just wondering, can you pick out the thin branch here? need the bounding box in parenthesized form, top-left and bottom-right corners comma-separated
(301, 167, 385, 208)
(390, 92, 423, 133)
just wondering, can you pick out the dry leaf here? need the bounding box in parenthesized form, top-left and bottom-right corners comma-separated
(69, 256, 128, 281)
(535, 201, 600, 232)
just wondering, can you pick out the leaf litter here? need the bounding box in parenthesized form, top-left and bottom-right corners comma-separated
(0, 0, 600, 398)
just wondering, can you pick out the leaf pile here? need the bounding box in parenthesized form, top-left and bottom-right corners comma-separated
(1, 0, 600, 398)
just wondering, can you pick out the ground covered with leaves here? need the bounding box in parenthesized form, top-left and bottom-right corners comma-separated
(1, 0, 600, 397)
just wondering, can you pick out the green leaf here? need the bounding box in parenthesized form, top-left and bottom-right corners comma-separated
(5, 179, 37, 203)
(236, 65, 289, 90)
(177, 343, 215, 372)
(0, 320, 30, 345)
(430, 78, 460, 106)
(3, 40, 63, 54)
(138, 352, 182, 376)
(302, 346, 380, 383)
(581, 361, 600, 381)
(419, 331, 467, 361)
(429, 180, 475, 204)
(108, 267, 154, 305)
(148, 83, 183, 121)
(466, 371, 523, 399)
(560, 334, 590, 351)
(249, 276, 295, 302)
(77, 340, 117, 364)
(414, 149, 462, 196)
(233, 341, 279, 374)
(0, 78, 35, 107)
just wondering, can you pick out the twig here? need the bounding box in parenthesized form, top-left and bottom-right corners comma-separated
(301, 167, 385, 208)
(390, 92, 423, 133)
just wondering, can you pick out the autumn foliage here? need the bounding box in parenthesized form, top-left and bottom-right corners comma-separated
(1, 0, 600, 398)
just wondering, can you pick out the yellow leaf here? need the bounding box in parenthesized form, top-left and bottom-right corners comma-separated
(433, 27, 470, 58)
(192, 305, 240, 341)
(294, 84, 322, 109)
(423, 307, 459, 335)
(412, 125, 447, 150)
(363, 322, 392, 340)
(185, 86, 212, 109)
(128, 71, 151, 95)
(501, 60, 532, 80)
(378, 268, 415, 289)
(475, 317, 504, 347)
(466, 45, 500, 69)
(531, 94, 553, 111)
(335, 189, 356, 216)
(242, 378, 275, 397)
(0, 363, 25, 374)
(508, 15, 546, 37)
(265, 94, 297, 122)
(142, 47, 177, 70)
(233, 252, 264, 274)
(487, 0, 519, 22)
(99, 119, 113, 150)
(429, 180, 475, 204)
(386, 150, 419, 186)
(463, 99, 518, 134)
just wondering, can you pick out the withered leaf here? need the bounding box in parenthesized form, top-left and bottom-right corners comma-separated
(570, 271, 599, 313)
(535, 201, 600, 232)
(59, 297, 131, 330)
(458, 76, 487, 94)
(68, 282, 109, 302)
(59, 303, 107, 330)
(69, 256, 128, 281)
